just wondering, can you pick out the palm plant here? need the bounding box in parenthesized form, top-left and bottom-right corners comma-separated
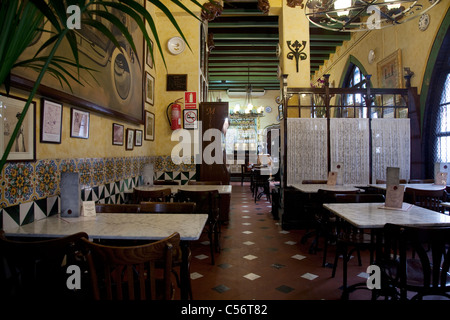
(0, 0, 206, 173)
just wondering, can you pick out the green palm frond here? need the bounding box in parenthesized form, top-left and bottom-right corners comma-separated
(0, 0, 211, 173)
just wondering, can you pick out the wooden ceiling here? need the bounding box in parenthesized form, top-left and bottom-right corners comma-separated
(207, 0, 351, 91)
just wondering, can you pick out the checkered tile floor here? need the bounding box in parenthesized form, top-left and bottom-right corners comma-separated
(184, 182, 373, 300)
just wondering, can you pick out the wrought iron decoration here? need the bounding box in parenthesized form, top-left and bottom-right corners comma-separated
(286, 40, 308, 73)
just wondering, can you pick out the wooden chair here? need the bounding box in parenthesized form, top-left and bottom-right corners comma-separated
(308, 189, 360, 257)
(302, 179, 328, 184)
(376, 179, 408, 184)
(374, 224, 450, 300)
(330, 194, 386, 290)
(95, 203, 141, 213)
(176, 190, 221, 265)
(188, 180, 222, 185)
(153, 180, 179, 185)
(0, 230, 88, 299)
(252, 168, 271, 202)
(404, 187, 445, 212)
(139, 202, 196, 213)
(408, 179, 435, 184)
(81, 232, 180, 300)
(134, 188, 172, 203)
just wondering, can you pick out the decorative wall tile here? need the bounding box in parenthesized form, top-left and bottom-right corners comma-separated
(91, 158, 105, 186)
(124, 157, 132, 179)
(35, 159, 59, 199)
(4, 162, 34, 206)
(77, 158, 92, 187)
(115, 157, 124, 181)
(104, 158, 115, 183)
(60, 159, 77, 173)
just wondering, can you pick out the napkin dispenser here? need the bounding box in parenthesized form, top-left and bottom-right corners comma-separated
(60, 172, 81, 217)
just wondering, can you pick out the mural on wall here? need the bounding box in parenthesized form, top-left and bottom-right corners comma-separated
(12, 0, 145, 124)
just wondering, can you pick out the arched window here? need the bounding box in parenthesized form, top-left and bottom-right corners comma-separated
(424, 26, 450, 175)
(342, 63, 366, 117)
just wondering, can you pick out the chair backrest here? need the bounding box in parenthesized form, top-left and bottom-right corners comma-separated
(0, 230, 88, 299)
(139, 202, 196, 213)
(408, 179, 435, 184)
(188, 180, 222, 185)
(134, 188, 172, 203)
(302, 179, 328, 184)
(333, 193, 385, 203)
(376, 179, 408, 184)
(176, 190, 220, 219)
(404, 187, 444, 211)
(95, 203, 141, 213)
(378, 224, 450, 300)
(153, 180, 179, 185)
(81, 232, 180, 300)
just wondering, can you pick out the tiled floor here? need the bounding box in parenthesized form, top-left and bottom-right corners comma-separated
(186, 182, 373, 300)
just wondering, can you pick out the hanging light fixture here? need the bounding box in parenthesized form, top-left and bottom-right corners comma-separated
(231, 65, 264, 118)
(304, 0, 441, 32)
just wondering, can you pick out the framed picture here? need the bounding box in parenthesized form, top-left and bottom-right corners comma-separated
(145, 72, 154, 105)
(11, 2, 145, 124)
(41, 98, 62, 144)
(112, 123, 124, 145)
(146, 39, 153, 69)
(183, 109, 198, 129)
(144, 111, 155, 141)
(166, 74, 187, 91)
(126, 128, 134, 150)
(135, 129, 143, 146)
(0, 94, 36, 161)
(377, 49, 403, 88)
(70, 108, 90, 139)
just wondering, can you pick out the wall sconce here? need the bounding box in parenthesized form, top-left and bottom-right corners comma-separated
(286, 40, 308, 73)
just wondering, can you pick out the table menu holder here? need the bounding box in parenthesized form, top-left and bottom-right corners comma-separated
(327, 171, 337, 185)
(435, 172, 448, 186)
(386, 167, 400, 186)
(60, 172, 81, 217)
(332, 162, 343, 185)
(82, 201, 96, 217)
(384, 185, 405, 209)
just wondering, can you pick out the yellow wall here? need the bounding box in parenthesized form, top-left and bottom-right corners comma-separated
(312, 1, 449, 93)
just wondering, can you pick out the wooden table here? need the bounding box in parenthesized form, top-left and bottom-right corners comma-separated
(322, 202, 450, 298)
(132, 184, 232, 223)
(4, 213, 208, 300)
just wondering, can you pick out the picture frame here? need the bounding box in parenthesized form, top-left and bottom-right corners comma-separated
(166, 74, 187, 91)
(126, 128, 134, 150)
(11, 2, 145, 124)
(70, 108, 90, 139)
(41, 98, 62, 144)
(145, 72, 154, 105)
(0, 94, 36, 162)
(183, 109, 198, 130)
(144, 111, 155, 141)
(135, 129, 143, 146)
(377, 49, 403, 88)
(146, 39, 153, 69)
(112, 123, 124, 146)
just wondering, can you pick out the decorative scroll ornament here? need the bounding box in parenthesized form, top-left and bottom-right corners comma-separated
(207, 33, 215, 52)
(287, 0, 305, 9)
(201, 0, 223, 21)
(258, 0, 271, 14)
(286, 40, 308, 73)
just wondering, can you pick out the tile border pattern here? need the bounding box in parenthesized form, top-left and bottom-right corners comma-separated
(0, 155, 196, 230)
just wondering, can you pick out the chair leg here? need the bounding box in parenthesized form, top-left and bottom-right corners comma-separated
(207, 227, 215, 265)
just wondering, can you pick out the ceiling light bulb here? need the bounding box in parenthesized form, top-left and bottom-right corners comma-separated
(334, 0, 351, 16)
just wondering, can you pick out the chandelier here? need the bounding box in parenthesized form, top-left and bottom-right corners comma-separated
(231, 65, 264, 118)
(304, 0, 441, 32)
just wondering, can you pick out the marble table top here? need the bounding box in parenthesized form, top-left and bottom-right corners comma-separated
(368, 183, 447, 191)
(133, 184, 232, 194)
(4, 213, 208, 241)
(323, 202, 450, 229)
(291, 184, 362, 193)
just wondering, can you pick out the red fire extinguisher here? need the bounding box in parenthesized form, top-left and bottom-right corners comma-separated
(166, 98, 182, 130)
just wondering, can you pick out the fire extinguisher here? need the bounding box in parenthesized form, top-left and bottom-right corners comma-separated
(166, 98, 182, 130)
